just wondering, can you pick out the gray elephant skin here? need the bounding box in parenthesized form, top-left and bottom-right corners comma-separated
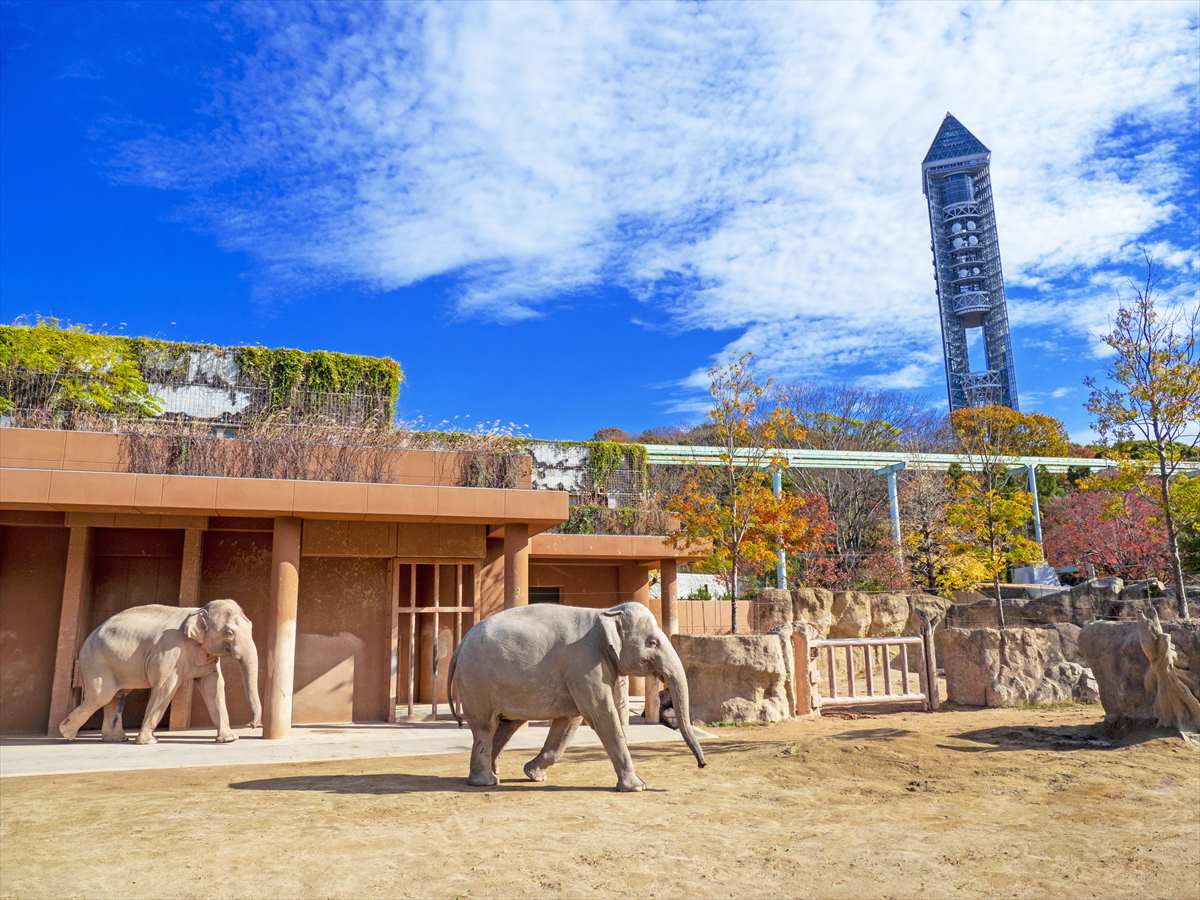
(58, 598, 262, 745)
(448, 601, 706, 791)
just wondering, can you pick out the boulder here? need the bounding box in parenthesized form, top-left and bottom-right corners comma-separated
(792, 587, 835, 638)
(946, 596, 1003, 629)
(941, 625, 1098, 707)
(830, 591, 872, 638)
(750, 588, 793, 633)
(903, 593, 951, 639)
(870, 592, 910, 637)
(1078, 620, 1200, 729)
(672, 633, 794, 724)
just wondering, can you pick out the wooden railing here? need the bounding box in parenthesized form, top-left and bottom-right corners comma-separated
(793, 619, 940, 713)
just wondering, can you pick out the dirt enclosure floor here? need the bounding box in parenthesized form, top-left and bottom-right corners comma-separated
(2, 705, 1197, 899)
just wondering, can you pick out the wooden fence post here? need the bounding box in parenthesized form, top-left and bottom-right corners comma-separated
(921, 614, 940, 711)
(791, 626, 817, 717)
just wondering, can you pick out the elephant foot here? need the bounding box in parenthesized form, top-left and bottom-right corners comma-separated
(215, 732, 238, 744)
(135, 733, 157, 745)
(615, 775, 647, 793)
(467, 772, 499, 787)
(523, 761, 548, 783)
(101, 732, 128, 744)
(57, 721, 78, 741)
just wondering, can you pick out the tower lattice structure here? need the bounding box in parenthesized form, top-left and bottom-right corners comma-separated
(922, 113, 1019, 411)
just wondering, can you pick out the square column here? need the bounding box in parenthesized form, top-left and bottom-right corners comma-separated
(619, 563, 656, 719)
(169, 527, 203, 731)
(46, 526, 93, 736)
(264, 517, 301, 740)
(503, 523, 529, 609)
(479, 536, 505, 619)
(660, 558, 679, 637)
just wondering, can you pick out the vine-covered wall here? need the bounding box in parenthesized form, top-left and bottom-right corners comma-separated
(0, 318, 403, 422)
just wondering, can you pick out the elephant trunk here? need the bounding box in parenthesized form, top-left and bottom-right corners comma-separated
(659, 640, 706, 768)
(234, 636, 262, 729)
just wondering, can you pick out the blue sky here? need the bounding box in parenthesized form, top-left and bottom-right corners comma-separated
(2, 1, 1197, 441)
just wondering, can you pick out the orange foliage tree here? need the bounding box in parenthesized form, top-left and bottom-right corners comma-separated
(668, 352, 819, 631)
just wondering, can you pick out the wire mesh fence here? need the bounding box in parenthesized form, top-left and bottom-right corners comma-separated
(0, 368, 393, 429)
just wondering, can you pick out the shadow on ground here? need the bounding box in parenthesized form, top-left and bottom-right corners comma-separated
(943, 722, 1175, 753)
(229, 772, 659, 794)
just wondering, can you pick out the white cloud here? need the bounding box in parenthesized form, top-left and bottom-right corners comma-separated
(113, 0, 1199, 401)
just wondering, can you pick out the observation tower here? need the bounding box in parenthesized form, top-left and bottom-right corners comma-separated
(922, 113, 1019, 410)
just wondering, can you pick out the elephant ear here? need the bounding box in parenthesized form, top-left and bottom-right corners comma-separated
(599, 608, 623, 675)
(183, 608, 209, 644)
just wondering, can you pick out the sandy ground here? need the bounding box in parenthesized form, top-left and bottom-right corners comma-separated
(2, 704, 1197, 900)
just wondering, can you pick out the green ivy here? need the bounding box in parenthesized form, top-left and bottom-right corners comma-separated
(0, 319, 404, 420)
(0, 318, 161, 416)
(584, 440, 648, 488)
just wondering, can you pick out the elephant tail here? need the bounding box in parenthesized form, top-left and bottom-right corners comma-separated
(447, 643, 463, 728)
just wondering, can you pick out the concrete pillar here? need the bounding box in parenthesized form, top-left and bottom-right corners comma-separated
(503, 523, 529, 609)
(1026, 463, 1044, 547)
(876, 463, 905, 569)
(660, 558, 679, 637)
(46, 526, 93, 736)
(773, 465, 786, 589)
(169, 528, 204, 731)
(619, 563, 654, 715)
(479, 536, 505, 619)
(264, 517, 301, 740)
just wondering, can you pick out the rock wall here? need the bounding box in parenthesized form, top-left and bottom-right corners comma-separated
(1078, 620, 1200, 728)
(672, 633, 794, 725)
(940, 625, 1098, 707)
(947, 577, 1181, 629)
(790, 587, 949, 640)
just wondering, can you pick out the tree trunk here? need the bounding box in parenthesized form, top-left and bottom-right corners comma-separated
(993, 574, 1005, 628)
(730, 561, 739, 634)
(1156, 455, 1189, 619)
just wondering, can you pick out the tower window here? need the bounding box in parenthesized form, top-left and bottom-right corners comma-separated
(943, 173, 974, 205)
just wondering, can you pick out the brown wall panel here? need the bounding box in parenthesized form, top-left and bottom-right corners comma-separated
(190, 531, 272, 728)
(530, 563, 622, 610)
(0, 526, 69, 733)
(88, 528, 184, 727)
(295, 556, 390, 723)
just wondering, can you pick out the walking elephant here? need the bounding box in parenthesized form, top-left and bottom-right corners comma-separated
(58, 598, 262, 745)
(448, 601, 706, 791)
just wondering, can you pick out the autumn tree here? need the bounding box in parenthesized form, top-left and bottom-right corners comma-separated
(949, 405, 1070, 626)
(1086, 256, 1199, 617)
(1041, 486, 1170, 582)
(900, 464, 961, 593)
(667, 352, 812, 631)
(777, 384, 947, 586)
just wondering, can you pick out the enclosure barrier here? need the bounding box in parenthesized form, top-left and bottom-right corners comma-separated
(794, 619, 940, 713)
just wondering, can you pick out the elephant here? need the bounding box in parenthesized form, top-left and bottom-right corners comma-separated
(57, 598, 262, 745)
(447, 601, 705, 791)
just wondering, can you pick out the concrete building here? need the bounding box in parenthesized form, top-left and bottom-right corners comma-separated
(923, 113, 1019, 411)
(0, 427, 701, 736)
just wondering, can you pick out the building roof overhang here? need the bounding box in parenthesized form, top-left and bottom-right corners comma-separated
(529, 533, 706, 565)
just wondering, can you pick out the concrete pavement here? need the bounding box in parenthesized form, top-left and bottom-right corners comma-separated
(0, 717, 704, 779)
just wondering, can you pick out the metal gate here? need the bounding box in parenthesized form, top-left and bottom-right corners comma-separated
(388, 560, 478, 722)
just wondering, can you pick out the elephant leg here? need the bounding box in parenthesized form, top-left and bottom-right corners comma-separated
(467, 720, 499, 787)
(101, 692, 128, 743)
(524, 716, 582, 783)
(59, 675, 118, 741)
(136, 672, 180, 745)
(490, 718, 526, 777)
(198, 665, 236, 743)
(576, 688, 645, 792)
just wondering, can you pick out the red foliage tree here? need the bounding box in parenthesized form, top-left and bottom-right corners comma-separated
(1042, 490, 1171, 582)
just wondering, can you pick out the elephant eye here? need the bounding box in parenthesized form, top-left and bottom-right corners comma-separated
(646, 638, 658, 648)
